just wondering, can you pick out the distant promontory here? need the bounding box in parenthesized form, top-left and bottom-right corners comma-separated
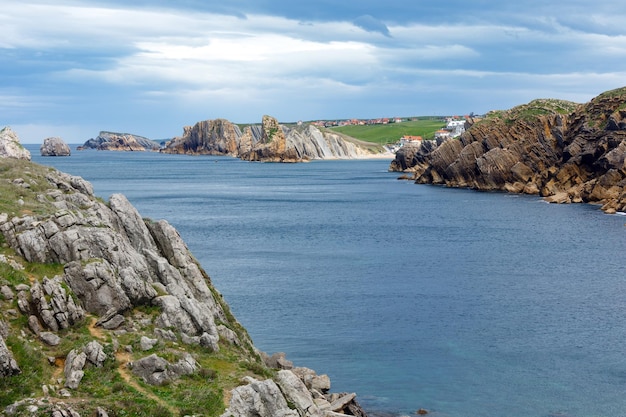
(78, 131, 161, 151)
(162, 115, 389, 162)
(390, 86, 626, 213)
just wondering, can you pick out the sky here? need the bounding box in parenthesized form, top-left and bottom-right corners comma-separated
(2, 1, 626, 143)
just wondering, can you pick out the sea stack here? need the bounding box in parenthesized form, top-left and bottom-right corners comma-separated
(40, 137, 71, 156)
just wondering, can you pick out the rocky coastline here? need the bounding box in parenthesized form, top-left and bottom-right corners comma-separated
(0, 130, 368, 416)
(78, 131, 161, 151)
(162, 115, 388, 162)
(390, 87, 626, 213)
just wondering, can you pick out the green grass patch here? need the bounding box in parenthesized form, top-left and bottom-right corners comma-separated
(329, 119, 445, 144)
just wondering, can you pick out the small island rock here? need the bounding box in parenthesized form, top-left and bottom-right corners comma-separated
(40, 137, 71, 156)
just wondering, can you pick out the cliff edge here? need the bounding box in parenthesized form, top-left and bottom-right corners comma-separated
(390, 87, 626, 213)
(163, 115, 387, 162)
(0, 130, 367, 416)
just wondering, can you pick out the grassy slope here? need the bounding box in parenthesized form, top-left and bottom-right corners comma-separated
(329, 119, 446, 145)
(0, 158, 273, 417)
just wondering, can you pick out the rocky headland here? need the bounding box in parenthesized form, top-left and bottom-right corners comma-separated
(40, 137, 71, 157)
(0, 130, 367, 416)
(390, 86, 626, 213)
(0, 127, 31, 161)
(79, 131, 161, 152)
(162, 115, 388, 162)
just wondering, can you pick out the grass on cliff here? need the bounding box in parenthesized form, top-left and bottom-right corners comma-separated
(329, 118, 445, 144)
(0, 158, 60, 218)
(0, 162, 275, 416)
(482, 98, 579, 126)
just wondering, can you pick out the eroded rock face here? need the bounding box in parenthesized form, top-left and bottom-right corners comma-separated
(80, 131, 160, 151)
(163, 115, 384, 162)
(390, 88, 626, 212)
(0, 322, 21, 377)
(0, 165, 247, 348)
(40, 137, 71, 156)
(0, 127, 31, 160)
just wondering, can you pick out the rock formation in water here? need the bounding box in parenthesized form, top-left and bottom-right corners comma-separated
(40, 137, 71, 156)
(0, 128, 367, 416)
(0, 127, 31, 160)
(390, 87, 626, 213)
(79, 131, 161, 151)
(163, 115, 386, 162)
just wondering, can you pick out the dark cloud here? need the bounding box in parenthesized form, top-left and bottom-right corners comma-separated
(353, 15, 391, 37)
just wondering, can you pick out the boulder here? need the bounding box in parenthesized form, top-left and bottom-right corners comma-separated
(220, 376, 298, 417)
(128, 353, 198, 386)
(40, 137, 71, 156)
(0, 127, 31, 160)
(64, 349, 86, 389)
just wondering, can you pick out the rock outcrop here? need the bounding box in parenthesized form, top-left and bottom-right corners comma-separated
(79, 131, 160, 151)
(0, 127, 31, 160)
(40, 137, 71, 156)
(163, 115, 386, 162)
(390, 87, 626, 213)
(0, 128, 369, 417)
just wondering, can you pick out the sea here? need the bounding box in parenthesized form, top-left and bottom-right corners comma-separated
(29, 145, 626, 417)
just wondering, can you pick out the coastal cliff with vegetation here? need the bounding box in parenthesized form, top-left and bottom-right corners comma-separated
(390, 87, 626, 213)
(162, 115, 387, 162)
(0, 131, 367, 416)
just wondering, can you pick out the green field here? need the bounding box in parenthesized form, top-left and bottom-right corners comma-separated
(329, 118, 445, 145)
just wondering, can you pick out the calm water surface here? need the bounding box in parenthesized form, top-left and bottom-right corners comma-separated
(31, 146, 626, 417)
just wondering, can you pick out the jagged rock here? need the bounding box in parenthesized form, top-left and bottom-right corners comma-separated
(128, 353, 197, 386)
(139, 336, 158, 351)
(51, 405, 81, 417)
(79, 131, 160, 151)
(217, 324, 240, 346)
(263, 352, 294, 370)
(64, 349, 86, 389)
(0, 127, 31, 160)
(29, 276, 85, 332)
(84, 341, 107, 367)
(275, 370, 323, 417)
(0, 330, 21, 377)
(220, 376, 299, 417)
(390, 88, 626, 212)
(162, 115, 386, 162)
(40, 137, 71, 157)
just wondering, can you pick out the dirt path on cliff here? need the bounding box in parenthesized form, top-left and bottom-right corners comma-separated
(87, 317, 178, 415)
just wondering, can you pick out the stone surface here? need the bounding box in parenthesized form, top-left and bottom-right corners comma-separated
(40, 137, 71, 156)
(0, 331, 21, 377)
(64, 349, 86, 389)
(162, 115, 386, 162)
(0, 127, 31, 160)
(390, 89, 626, 212)
(129, 353, 198, 386)
(79, 131, 160, 151)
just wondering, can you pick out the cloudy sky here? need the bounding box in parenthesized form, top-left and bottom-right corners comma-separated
(3, 0, 625, 143)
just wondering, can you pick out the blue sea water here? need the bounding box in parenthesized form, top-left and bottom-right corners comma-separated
(30, 146, 626, 417)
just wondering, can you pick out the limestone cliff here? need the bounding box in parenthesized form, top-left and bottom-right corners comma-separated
(163, 115, 387, 162)
(79, 131, 161, 151)
(390, 87, 626, 213)
(0, 129, 367, 417)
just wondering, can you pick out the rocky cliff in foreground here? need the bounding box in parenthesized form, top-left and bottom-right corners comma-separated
(390, 87, 626, 213)
(162, 115, 387, 162)
(0, 130, 367, 416)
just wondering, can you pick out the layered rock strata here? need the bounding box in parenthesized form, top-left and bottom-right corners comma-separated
(163, 115, 384, 162)
(79, 131, 161, 151)
(390, 87, 626, 212)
